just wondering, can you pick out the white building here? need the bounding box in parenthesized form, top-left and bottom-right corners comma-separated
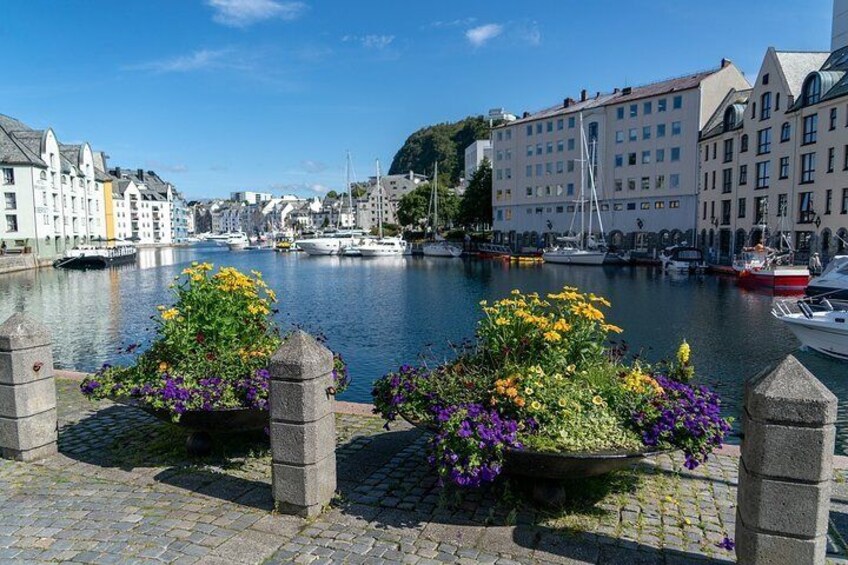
(355, 171, 427, 231)
(231, 191, 272, 204)
(491, 60, 749, 253)
(464, 140, 493, 184)
(0, 114, 106, 258)
(109, 168, 183, 244)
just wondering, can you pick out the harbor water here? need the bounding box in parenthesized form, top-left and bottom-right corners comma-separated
(1, 245, 845, 451)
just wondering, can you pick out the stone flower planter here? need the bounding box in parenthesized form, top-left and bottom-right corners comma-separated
(114, 398, 268, 456)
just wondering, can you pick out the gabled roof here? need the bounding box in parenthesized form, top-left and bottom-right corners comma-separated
(700, 88, 752, 141)
(774, 50, 830, 98)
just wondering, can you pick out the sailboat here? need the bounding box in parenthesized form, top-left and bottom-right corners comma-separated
(543, 113, 607, 266)
(423, 161, 462, 258)
(358, 159, 410, 257)
(339, 151, 371, 257)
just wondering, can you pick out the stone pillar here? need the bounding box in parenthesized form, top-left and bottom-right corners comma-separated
(736, 355, 836, 565)
(0, 313, 57, 461)
(269, 330, 336, 518)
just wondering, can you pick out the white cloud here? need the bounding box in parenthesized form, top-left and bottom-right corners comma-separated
(126, 48, 237, 73)
(465, 23, 503, 47)
(270, 182, 332, 196)
(206, 0, 307, 28)
(300, 159, 327, 173)
(342, 34, 396, 50)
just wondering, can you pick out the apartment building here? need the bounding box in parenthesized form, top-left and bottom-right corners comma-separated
(356, 171, 427, 231)
(0, 114, 106, 258)
(491, 60, 749, 253)
(464, 140, 492, 183)
(109, 168, 185, 245)
(697, 47, 848, 264)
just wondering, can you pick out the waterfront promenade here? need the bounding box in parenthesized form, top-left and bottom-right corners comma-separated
(0, 375, 842, 564)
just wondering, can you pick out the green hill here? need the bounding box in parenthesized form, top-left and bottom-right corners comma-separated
(388, 116, 492, 185)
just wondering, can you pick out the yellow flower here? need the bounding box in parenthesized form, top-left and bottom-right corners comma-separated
(161, 308, 179, 321)
(495, 317, 509, 326)
(191, 274, 202, 282)
(557, 398, 568, 408)
(566, 364, 576, 373)
(510, 289, 521, 295)
(592, 395, 604, 406)
(602, 323, 623, 334)
(479, 300, 488, 307)
(543, 330, 562, 343)
(158, 361, 169, 372)
(156, 305, 165, 311)
(524, 387, 534, 396)
(530, 400, 542, 411)
(677, 340, 691, 365)
(552, 319, 571, 332)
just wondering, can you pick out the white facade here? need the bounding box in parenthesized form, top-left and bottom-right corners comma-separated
(355, 171, 426, 231)
(0, 115, 107, 257)
(491, 61, 750, 252)
(464, 140, 492, 183)
(231, 191, 272, 204)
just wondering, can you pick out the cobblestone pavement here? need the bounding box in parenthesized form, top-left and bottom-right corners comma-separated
(0, 379, 844, 564)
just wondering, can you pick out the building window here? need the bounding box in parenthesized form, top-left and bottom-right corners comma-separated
(526, 125, 532, 137)
(656, 149, 665, 162)
(642, 151, 651, 164)
(798, 191, 815, 223)
(739, 164, 748, 185)
(670, 147, 680, 162)
(756, 161, 770, 189)
(802, 114, 818, 145)
(658, 98, 667, 112)
(828, 147, 835, 173)
(536, 143, 542, 155)
(721, 199, 731, 225)
(525, 165, 532, 178)
(536, 123, 542, 134)
(757, 128, 772, 154)
(656, 175, 665, 189)
(628, 153, 636, 166)
(670, 174, 680, 189)
(639, 202, 649, 210)
(722, 169, 732, 193)
(655, 201, 665, 209)
(547, 121, 553, 132)
(525, 186, 533, 196)
(643, 101, 652, 115)
(628, 128, 637, 141)
(671, 121, 681, 136)
(557, 140, 564, 152)
(780, 122, 790, 142)
(826, 189, 833, 214)
(738, 197, 747, 218)
(800, 152, 816, 184)
(723, 139, 734, 162)
(556, 161, 564, 174)
(673, 95, 682, 109)
(568, 117, 575, 128)
(803, 74, 822, 105)
(740, 134, 749, 153)
(5, 214, 17, 232)
(557, 119, 563, 130)
(4, 193, 16, 210)
(761, 92, 771, 120)
(1, 168, 13, 185)
(614, 179, 622, 192)
(779, 156, 789, 179)
(628, 178, 636, 191)
(843, 188, 848, 214)
(630, 104, 638, 117)
(831, 107, 838, 130)
(615, 155, 623, 167)
(546, 142, 553, 154)
(615, 131, 624, 143)
(755, 196, 769, 223)
(567, 138, 575, 151)
(641, 177, 650, 190)
(657, 124, 666, 137)
(643, 126, 651, 140)
(670, 200, 679, 208)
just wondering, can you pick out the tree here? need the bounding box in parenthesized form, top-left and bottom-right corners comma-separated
(325, 190, 339, 200)
(397, 183, 460, 230)
(459, 158, 492, 229)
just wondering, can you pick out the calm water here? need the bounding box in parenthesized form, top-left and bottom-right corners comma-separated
(1, 246, 846, 451)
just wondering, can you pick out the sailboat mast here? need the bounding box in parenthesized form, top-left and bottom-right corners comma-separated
(376, 159, 383, 239)
(346, 151, 352, 228)
(433, 161, 438, 237)
(578, 112, 585, 248)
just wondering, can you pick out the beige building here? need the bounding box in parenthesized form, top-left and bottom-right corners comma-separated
(491, 60, 749, 253)
(698, 47, 848, 263)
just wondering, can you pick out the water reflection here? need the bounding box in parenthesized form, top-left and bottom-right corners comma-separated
(0, 247, 845, 451)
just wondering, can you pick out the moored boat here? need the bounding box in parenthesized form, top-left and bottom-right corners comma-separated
(773, 299, 848, 361)
(806, 255, 848, 300)
(423, 241, 462, 257)
(543, 236, 606, 265)
(226, 232, 249, 250)
(660, 245, 706, 273)
(54, 243, 137, 269)
(358, 237, 410, 257)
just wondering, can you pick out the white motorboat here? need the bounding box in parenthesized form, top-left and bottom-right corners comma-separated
(295, 230, 368, 256)
(806, 255, 848, 301)
(226, 232, 249, 250)
(773, 299, 848, 361)
(358, 237, 410, 257)
(206, 233, 232, 245)
(660, 245, 706, 273)
(54, 242, 137, 269)
(542, 113, 607, 267)
(423, 241, 462, 257)
(543, 236, 606, 265)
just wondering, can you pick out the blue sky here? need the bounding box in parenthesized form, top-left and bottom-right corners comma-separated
(0, 0, 833, 200)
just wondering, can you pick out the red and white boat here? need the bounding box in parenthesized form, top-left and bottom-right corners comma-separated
(738, 264, 810, 292)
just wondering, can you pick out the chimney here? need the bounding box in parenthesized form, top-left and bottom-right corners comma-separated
(137, 168, 144, 180)
(721, 58, 732, 68)
(522, 111, 531, 118)
(613, 87, 620, 94)
(563, 97, 575, 108)
(595, 91, 601, 99)
(112, 167, 121, 178)
(580, 89, 588, 102)
(622, 87, 632, 95)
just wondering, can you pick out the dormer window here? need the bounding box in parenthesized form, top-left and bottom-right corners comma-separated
(761, 92, 771, 120)
(723, 104, 743, 131)
(803, 73, 822, 106)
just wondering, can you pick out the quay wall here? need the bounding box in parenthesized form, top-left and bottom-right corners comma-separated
(0, 254, 51, 275)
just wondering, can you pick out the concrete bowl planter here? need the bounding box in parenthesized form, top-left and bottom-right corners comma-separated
(113, 397, 267, 456)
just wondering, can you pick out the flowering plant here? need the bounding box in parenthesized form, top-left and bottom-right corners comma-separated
(372, 286, 731, 488)
(81, 263, 349, 419)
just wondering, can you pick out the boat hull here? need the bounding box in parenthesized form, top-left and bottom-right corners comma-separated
(779, 315, 848, 361)
(739, 268, 809, 291)
(359, 249, 405, 257)
(543, 251, 606, 265)
(806, 285, 848, 301)
(422, 245, 462, 258)
(54, 253, 137, 270)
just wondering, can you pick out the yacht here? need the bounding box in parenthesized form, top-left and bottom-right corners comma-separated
(773, 299, 848, 361)
(542, 113, 607, 266)
(295, 230, 369, 256)
(422, 161, 462, 258)
(226, 232, 249, 251)
(806, 255, 848, 300)
(660, 245, 706, 273)
(54, 242, 137, 269)
(358, 237, 410, 257)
